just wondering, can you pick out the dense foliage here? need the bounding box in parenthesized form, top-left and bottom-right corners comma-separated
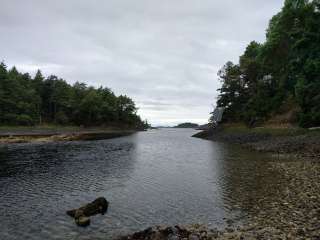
(215, 0, 320, 127)
(0, 62, 148, 129)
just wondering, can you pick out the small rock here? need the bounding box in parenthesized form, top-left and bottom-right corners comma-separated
(167, 234, 179, 240)
(188, 234, 199, 240)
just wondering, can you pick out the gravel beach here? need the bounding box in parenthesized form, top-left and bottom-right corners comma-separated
(119, 161, 320, 240)
(193, 127, 320, 159)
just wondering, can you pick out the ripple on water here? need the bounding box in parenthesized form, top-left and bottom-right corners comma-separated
(0, 129, 293, 239)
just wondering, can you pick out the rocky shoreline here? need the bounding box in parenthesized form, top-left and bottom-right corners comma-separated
(0, 129, 135, 144)
(119, 161, 320, 240)
(193, 127, 320, 160)
(119, 127, 320, 240)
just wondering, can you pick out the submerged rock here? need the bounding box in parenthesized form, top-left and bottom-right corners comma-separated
(75, 216, 90, 227)
(66, 197, 109, 227)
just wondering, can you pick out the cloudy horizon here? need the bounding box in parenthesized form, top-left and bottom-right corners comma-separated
(1, 0, 283, 126)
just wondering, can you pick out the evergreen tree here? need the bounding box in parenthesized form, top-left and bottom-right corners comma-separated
(215, 0, 320, 127)
(0, 62, 147, 128)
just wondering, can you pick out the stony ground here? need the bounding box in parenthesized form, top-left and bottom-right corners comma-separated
(248, 134, 320, 158)
(119, 147, 320, 239)
(193, 127, 320, 159)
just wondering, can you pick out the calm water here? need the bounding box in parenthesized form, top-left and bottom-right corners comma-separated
(0, 129, 289, 239)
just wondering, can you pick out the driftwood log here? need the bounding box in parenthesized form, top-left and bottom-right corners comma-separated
(66, 197, 109, 226)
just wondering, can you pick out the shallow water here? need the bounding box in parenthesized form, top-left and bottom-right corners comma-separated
(0, 129, 292, 239)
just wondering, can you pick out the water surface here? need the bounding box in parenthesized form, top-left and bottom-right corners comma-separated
(0, 129, 291, 239)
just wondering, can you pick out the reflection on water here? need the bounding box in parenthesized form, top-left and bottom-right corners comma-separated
(215, 147, 291, 219)
(0, 129, 294, 239)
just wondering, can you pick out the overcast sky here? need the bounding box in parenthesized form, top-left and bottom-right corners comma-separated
(0, 0, 283, 126)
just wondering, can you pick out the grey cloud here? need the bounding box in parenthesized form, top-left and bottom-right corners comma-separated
(1, 0, 283, 125)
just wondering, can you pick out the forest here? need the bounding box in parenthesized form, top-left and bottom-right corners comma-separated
(215, 0, 320, 128)
(0, 62, 148, 129)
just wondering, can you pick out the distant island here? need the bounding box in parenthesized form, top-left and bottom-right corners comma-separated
(173, 123, 199, 128)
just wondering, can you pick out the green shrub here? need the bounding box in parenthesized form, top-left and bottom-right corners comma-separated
(55, 111, 69, 125)
(16, 114, 35, 126)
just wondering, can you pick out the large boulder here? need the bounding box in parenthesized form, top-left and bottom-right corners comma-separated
(66, 197, 109, 227)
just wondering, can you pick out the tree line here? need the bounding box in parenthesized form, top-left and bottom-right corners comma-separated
(0, 62, 149, 129)
(215, 0, 320, 128)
